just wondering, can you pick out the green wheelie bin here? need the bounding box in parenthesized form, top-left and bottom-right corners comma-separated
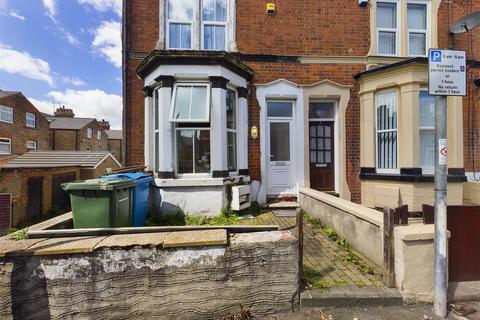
(62, 178, 137, 228)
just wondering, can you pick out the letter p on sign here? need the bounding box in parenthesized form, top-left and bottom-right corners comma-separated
(431, 50, 442, 63)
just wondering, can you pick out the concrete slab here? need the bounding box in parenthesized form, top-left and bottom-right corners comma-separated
(27, 236, 106, 256)
(0, 238, 47, 257)
(163, 229, 227, 248)
(95, 232, 168, 249)
(449, 281, 480, 303)
(266, 201, 300, 209)
(273, 209, 298, 217)
(302, 286, 404, 307)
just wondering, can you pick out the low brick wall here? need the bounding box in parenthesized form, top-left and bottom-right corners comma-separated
(0, 229, 299, 319)
(299, 188, 383, 267)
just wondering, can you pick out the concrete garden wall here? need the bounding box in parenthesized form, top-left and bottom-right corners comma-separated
(299, 188, 383, 266)
(0, 228, 299, 319)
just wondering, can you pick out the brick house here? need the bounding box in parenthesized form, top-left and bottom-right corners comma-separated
(0, 90, 51, 158)
(105, 129, 123, 164)
(47, 106, 109, 152)
(123, 0, 480, 214)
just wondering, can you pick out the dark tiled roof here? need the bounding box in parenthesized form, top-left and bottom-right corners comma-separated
(46, 116, 95, 130)
(0, 91, 19, 99)
(105, 130, 122, 140)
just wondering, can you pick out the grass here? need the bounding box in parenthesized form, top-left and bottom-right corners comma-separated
(9, 228, 29, 241)
(145, 202, 265, 227)
(302, 266, 347, 290)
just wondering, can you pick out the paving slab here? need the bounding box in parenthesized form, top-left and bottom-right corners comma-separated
(27, 236, 106, 256)
(0, 238, 47, 257)
(449, 281, 480, 303)
(94, 232, 169, 250)
(163, 229, 227, 248)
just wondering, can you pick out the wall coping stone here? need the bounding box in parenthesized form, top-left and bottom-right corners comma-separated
(155, 175, 249, 187)
(395, 224, 450, 241)
(163, 229, 227, 248)
(95, 232, 169, 249)
(299, 188, 383, 227)
(28, 236, 107, 256)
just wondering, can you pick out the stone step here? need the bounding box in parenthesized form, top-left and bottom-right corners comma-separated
(301, 286, 404, 308)
(266, 201, 300, 210)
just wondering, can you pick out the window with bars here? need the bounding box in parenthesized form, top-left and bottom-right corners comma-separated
(376, 91, 397, 172)
(408, 3, 428, 56)
(167, 0, 228, 51)
(419, 90, 435, 174)
(377, 1, 398, 55)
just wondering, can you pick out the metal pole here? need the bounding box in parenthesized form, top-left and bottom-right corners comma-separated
(434, 95, 448, 318)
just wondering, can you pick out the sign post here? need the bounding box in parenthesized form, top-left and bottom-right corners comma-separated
(428, 49, 466, 318)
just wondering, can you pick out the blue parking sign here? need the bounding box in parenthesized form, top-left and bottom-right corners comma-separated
(431, 50, 442, 62)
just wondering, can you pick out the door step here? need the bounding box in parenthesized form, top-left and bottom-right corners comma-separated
(266, 201, 300, 210)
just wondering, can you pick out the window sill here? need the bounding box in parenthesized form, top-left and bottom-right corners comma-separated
(359, 167, 467, 183)
(155, 175, 250, 188)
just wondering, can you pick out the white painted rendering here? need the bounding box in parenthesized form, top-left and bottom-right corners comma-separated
(256, 79, 305, 203)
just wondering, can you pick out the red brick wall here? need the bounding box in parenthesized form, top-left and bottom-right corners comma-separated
(0, 93, 51, 155)
(437, 0, 480, 173)
(236, 0, 370, 56)
(0, 167, 80, 227)
(52, 121, 108, 151)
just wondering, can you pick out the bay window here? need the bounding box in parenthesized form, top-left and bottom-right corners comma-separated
(419, 90, 435, 174)
(376, 91, 397, 172)
(408, 3, 428, 56)
(170, 83, 211, 175)
(167, 0, 228, 50)
(377, 1, 398, 55)
(226, 88, 236, 171)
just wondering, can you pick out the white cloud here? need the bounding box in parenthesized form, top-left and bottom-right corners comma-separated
(58, 27, 81, 46)
(35, 89, 123, 129)
(28, 97, 59, 115)
(42, 0, 57, 20)
(0, 44, 54, 86)
(0, 0, 26, 20)
(78, 0, 121, 16)
(62, 76, 87, 86)
(92, 20, 121, 68)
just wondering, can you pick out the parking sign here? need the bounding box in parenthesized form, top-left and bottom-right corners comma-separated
(428, 49, 466, 96)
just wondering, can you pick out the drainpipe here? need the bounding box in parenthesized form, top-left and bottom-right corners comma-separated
(122, 0, 129, 166)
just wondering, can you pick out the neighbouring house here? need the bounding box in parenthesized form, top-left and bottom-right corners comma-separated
(123, 0, 480, 215)
(47, 106, 109, 152)
(0, 90, 51, 160)
(0, 150, 122, 230)
(105, 129, 123, 164)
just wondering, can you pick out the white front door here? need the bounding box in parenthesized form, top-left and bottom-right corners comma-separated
(266, 101, 295, 195)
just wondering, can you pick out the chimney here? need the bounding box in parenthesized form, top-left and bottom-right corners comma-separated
(54, 106, 75, 118)
(99, 119, 110, 130)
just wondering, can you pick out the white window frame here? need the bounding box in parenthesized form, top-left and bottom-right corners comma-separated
(26, 141, 37, 151)
(0, 106, 13, 124)
(376, 0, 400, 56)
(174, 127, 211, 177)
(0, 138, 11, 154)
(87, 127, 93, 139)
(153, 88, 160, 172)
(165, 0, 231, 51)
(201, 0, 228, 51)
(226, 87, 237, 173)
(166, 0, 195, 49)
(375, 90, 398, 174)
(419, 88, 435, 174)
(407, 1, 430, 57)
(169, 83, 211, 123)
(26, 112, 36, 128)
(97, 130, 102, 140)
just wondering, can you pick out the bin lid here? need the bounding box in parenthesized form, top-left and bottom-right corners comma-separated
(62, 178, 136, 191)
(100, 172, 153, 181)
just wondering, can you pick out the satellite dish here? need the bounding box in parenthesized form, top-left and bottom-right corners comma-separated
(450, 11, 480, 34)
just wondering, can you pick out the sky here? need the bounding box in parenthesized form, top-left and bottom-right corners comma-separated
(0, 0, 123, 129)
